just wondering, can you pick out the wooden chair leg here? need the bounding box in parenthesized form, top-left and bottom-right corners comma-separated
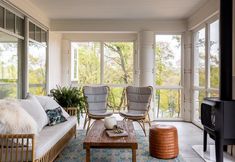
(83, 114, 88, 129)
(142, 120, 147, 136)
(137, 120, 146, 136)
(147, 113, 151, 127)
(86, 118, 91, 135)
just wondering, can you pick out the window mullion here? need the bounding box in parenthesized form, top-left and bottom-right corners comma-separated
(205, 23, 210, 97)
(100, 42, 104, 84)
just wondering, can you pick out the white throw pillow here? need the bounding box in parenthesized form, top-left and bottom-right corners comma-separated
(19, 94, 48, 132)
(36, 96, 70, 119)
(0, 99, 38, 135)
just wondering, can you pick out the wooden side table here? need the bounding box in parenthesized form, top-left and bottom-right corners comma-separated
(149, 124, 179, 159)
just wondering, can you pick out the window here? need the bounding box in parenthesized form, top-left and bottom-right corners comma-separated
(16, 16, 24, 36)
(71, 41, 134, 110)
(29, 22, 35, 40)
(6, 10, 15, 33)
(28, 42, 47, 95)
(71, 42, 100, 84)
(0, 32, 22, 98)
(28, 22, 48, 96)
(155, 35, 182, 118)
(194, 28, 206, 87)
(209, 20, 219, 89)
(193, 19, 220, 123)
(104, 42, 133, 84)
(0, 4, 48, 98)
(0, 6, 4, 28)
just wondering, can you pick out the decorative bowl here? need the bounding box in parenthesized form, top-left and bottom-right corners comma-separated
(104, 116, 117, 129)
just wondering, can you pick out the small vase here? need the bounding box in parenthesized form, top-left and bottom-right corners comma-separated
(104, 117, 117, 129)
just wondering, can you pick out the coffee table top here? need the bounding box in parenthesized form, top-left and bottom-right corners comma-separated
(83, 120, 138, 149)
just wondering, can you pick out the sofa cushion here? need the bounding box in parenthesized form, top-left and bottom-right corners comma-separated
(35, 116, 77, 159)
(36, 96, 70, 119)
(19, 95, 48, 132)
(0, 116, 77, 162)
(0, 99, 38, 135)
(46, 107, 67, 126)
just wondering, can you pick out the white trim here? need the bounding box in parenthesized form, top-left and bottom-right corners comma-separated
(0, 1, 24, 18)
(100, 42, 104, 84)
(0, 27, 24, 40)
(1, 0, 49, 30)
(28, 38, 47, 47)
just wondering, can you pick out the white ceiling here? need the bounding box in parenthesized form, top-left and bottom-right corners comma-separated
(29, 0, 208, 20)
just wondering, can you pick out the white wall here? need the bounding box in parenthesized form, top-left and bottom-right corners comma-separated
(48, 32, 62, 90)
(51, 19, 186, 33)
(188, 0, 219, 30)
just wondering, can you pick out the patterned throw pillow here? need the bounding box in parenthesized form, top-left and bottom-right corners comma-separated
(46, 107, 67, 126)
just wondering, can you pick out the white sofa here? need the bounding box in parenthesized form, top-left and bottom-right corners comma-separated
(0, 95, 77, 162)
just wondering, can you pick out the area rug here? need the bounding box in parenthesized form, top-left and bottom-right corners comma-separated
(55, 130, 185, 162)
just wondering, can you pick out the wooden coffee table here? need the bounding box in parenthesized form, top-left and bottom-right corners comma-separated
(83, 120, 138, 162)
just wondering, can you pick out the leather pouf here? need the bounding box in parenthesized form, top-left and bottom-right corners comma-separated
(149, 124, 179, 159)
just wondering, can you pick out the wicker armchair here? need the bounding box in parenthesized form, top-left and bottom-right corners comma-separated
(83, 86, 113, 134)
(119, 86, 153, 136)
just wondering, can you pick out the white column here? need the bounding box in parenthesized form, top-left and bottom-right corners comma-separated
(138, 31, 155, 120)
(138, 31, 154, 87)
(183, 31, 192, 122)
(61, 39, 71, 86)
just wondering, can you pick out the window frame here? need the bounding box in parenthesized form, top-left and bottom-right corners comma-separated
(154, 33, 184, 120)
(70, 40, 136, 87)
(0, 2, 49, 98)
(192, 16, 220, 126)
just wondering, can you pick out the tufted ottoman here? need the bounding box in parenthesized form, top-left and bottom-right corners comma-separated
(149, 124, 179, 159)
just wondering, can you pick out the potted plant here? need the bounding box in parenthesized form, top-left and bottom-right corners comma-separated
(50, 85, 85, 123)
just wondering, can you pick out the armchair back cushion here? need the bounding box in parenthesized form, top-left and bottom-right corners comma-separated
(83, 86, 108, 113)
(126, 86, 152, 114)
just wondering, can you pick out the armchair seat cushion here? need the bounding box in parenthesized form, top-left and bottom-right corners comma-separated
(119, 111, 145, 119)
(89, 111, 113, 119)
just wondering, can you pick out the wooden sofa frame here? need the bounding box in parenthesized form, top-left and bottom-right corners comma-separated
(0, 108, 77, 162)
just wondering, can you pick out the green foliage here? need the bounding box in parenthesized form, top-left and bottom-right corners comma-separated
(28, 42, 46, 95)
(104, 42, 133, 84)
(50, 85, 85, 110)
(155, 35, 181, 118)
(108, 87, 124, 110)
(0, 86, 12, 99)
(50, 85, 86, 123)
(76, 42, 100, 84)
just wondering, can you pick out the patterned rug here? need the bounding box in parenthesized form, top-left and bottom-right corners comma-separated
(55, 130, 185, 162)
